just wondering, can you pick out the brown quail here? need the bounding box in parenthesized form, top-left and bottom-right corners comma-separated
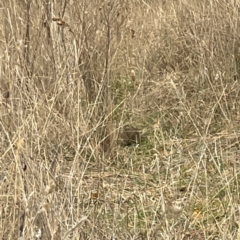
(118, 125, 141, 146)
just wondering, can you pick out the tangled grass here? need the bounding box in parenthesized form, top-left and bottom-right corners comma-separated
(1, 0, 240, 239)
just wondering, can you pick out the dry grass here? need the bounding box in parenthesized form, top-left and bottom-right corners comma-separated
(1, 0, 240, 239)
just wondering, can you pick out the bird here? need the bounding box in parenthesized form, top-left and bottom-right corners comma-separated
(52, 17, 74, 34)
(52, 17, 69, 27)
(118, 125, 141, 146)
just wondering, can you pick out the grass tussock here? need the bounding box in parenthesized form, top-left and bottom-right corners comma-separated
(1, 0, 240, 239)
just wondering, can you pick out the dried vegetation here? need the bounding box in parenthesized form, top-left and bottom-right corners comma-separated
(1, 0, 240, 239)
